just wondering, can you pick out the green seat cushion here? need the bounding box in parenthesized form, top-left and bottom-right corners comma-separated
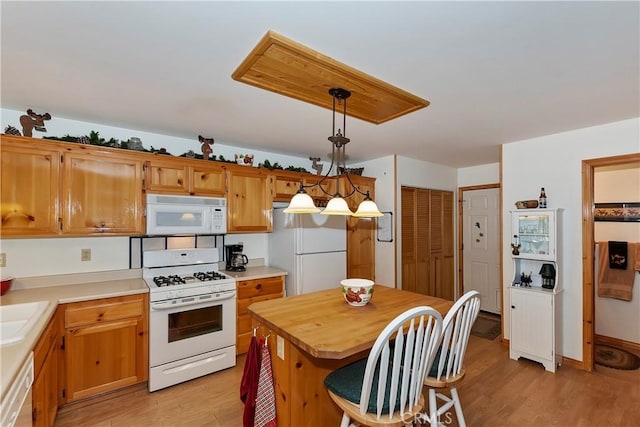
(324, 357, 400, 414)
(427, 347, 451, 378)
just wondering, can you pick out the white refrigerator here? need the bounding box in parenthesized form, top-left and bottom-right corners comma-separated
(269, 208, 347, 296)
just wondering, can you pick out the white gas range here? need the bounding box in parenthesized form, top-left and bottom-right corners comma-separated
(142, 248, 237, 392)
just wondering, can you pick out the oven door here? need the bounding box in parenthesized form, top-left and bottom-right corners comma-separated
(149, 291, 236, 367)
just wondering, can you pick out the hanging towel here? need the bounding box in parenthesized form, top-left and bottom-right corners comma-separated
(254, 340, 277, 427)
(240, 335, 261, 427)
(598, 242, 637, 301)
(608, 241, 628, 270)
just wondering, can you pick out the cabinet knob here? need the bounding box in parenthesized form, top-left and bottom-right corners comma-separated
(256, 283, 262, 290)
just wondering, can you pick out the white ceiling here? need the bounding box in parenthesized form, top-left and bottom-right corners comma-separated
(1, 1, 638, 168)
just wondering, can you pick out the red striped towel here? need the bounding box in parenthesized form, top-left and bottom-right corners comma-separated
(254, 341, 277, 427)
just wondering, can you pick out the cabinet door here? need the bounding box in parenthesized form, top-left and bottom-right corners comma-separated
(305, 176, 336, 201)
(191, 164, 226, 196)
(1, 139, 61, 236)
(32, 341, 58, 427)
(145, 159, 190, 194)
(227, 167, 272, 233)
(271, 171, 304, 202)
(510, 289, 553, 358)
(64, 317, 145, 401)
(512, 210, 556, 260)
(62, 152, 144, 234)
(344, 176, 376, 280)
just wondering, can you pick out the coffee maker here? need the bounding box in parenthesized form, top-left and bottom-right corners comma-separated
(225, 244, 249, 272)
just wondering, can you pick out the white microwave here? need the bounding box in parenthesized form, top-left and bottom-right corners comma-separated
(146, 194, 227, 235)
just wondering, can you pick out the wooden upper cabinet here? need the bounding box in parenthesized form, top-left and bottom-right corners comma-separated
(270, 170, 305, 202)
(191, 163, 226, 196)
(227, 166, 272, 233)
(1, 136, 61, 236)
(62, 150, 144, 235)
(144, 158, 190, 194)
(145, 158, 227, 196)
(305, 175, 336, 201)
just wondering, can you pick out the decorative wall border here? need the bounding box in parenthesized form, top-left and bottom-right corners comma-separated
(594, 202, 640, 222)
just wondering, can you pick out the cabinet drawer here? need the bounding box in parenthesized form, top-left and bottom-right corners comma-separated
(237, 276, 284, 299)
(64, 295, 144, 328)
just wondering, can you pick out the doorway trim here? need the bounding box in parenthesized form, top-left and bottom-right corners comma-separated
(582, 152, 640, 372)
(457, 184, 501, 299)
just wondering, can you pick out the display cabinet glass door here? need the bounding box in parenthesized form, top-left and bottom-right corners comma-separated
(513, 210, 555, 261)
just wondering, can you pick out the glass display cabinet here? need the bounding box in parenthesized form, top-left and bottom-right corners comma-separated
(509, 208, 562, 373)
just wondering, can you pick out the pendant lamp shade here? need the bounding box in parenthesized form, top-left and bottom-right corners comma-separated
(353, 199, 383, 218)
(321, 197, 354, 216)
(283, 191, 321, 214)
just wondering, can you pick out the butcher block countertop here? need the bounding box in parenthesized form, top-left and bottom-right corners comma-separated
(248, 284, 453, 360)
(0, 270, 148, 402)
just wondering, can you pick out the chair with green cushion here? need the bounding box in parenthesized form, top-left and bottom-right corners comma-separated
(424, 290, 481, 427)
(324, 306, 443, 427)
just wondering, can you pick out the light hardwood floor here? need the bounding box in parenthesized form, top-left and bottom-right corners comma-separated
(55, 335, 640, 426)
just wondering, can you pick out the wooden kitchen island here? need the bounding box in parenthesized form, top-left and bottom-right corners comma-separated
(247, 285, 453, 426)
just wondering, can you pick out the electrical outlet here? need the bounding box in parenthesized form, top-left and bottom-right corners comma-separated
(81, 248, 91, 262)
(0, 253, 6, 268)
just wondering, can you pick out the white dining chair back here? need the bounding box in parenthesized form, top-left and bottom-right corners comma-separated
(325, 306, 443, 426)
(425, 290, 481, 427)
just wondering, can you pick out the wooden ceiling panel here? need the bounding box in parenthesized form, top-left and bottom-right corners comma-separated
(232, 30, 430, 124)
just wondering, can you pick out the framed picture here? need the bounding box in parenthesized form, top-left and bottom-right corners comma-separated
(594, 202, 640, 222)
(377, 212, 393, 242)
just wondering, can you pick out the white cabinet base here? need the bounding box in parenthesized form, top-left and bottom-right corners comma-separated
(509, 287, 562, 373)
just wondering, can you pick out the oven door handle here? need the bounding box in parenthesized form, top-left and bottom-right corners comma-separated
(150, 292, 235, 311)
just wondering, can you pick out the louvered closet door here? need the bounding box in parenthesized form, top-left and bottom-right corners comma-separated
(401, 187, 416, 292)
(416, 189, 431, 295)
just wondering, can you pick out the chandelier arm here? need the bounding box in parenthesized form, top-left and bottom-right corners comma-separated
(342, 171, 369, 197)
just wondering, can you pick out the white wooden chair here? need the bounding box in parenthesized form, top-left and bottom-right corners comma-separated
(424, 290, 481, 427)
(324, 306, 443, 427)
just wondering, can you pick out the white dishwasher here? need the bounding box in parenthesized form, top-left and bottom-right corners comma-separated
(0, 352, 34, 427)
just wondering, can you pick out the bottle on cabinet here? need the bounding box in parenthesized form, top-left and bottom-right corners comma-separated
(539, 187, 547, 208)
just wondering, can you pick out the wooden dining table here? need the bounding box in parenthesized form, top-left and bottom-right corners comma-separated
(247, 284, 453, 426)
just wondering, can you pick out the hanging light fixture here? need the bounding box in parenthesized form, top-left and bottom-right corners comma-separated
(284, 88, 383, 218)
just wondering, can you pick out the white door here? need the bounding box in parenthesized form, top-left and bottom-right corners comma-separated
(462, 188, 501, 314)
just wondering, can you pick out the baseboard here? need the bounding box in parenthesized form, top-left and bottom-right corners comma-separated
(595, 334, 640, 353)
(561, 356, 583, 370)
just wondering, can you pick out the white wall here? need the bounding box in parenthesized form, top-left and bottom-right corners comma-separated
(458, 163, 500, 187)
(360, 156, 396, 287)
(502, 117, 640, 362)
(395, 156, 458, 289)
(594, 163, 640, 344)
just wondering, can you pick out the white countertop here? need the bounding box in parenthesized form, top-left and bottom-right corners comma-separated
(223, 265, 288, 281)
(0, 270, 148, 402)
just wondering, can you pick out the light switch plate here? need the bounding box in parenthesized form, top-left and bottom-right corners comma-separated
(81, 248, 91, 262)
(277, 335, 285, 360)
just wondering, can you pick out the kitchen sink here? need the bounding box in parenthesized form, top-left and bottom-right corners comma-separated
(0, 301, 50, 346)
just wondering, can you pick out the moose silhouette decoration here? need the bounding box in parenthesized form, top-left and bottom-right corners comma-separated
(198, 135, 214, 159)
(20, 109, 51, 137)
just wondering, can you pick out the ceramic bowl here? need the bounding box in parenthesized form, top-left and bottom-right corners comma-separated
(341, 279, 374, 306)
(1, 277, 13, 296)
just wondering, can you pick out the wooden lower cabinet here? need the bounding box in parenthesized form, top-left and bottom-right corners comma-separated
(62, 294, 148, 402)
(236, 276, 285, 355)
(32, 309, 60, 427)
